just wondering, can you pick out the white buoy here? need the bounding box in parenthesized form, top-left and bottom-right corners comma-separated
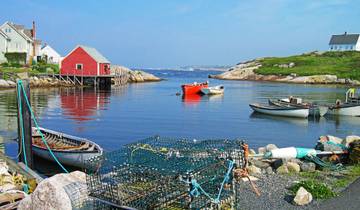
(270, 147, 298, 159)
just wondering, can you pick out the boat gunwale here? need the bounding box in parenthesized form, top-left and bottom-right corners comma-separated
(32, 127, 103, 154)
(249, 103, 309, 111)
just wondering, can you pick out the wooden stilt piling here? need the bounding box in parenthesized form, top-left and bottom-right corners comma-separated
(16, 79, 33, 169)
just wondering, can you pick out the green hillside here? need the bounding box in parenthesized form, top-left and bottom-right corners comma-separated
(255, 51, 360, 80)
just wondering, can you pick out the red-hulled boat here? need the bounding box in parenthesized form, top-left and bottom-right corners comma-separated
(181, 82, 208, 95)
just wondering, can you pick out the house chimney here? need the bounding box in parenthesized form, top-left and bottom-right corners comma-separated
(31, 21, 36, 64)
(32, 21, 36, 39)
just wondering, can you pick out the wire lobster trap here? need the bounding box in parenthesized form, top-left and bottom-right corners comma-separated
(86, 136, 248, 209)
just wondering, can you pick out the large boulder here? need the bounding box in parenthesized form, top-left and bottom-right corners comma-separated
(293, 187, 313, 206)
(18, 171, 87, 210)
(265, 144, 278, 152)
(247, 165, 261, 175)
(6, 80, 16, 87)
(0, 79, 10, 88)
(287, 162, 300, 173)
(250, 159, 271, 169)
(343, 135, 360, 148)
(257, 147, 267, 154)
(300, 162, 316, 172)
(276, 165, 289, 174)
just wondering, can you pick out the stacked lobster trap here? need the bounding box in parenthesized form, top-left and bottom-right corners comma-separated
(85, 136, 249, 209)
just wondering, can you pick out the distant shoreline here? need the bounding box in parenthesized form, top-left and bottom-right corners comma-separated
(209, 51, 360, 86)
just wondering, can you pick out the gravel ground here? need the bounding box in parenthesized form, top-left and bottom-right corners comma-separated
(234, 174, 320, 210)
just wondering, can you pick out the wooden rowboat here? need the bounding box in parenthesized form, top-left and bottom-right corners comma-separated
(268, 98, 328, 117)
(249, 103, 309, 118)
(32, 127, 103, 168)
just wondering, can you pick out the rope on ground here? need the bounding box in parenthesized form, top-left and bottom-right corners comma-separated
(183, 159, 235, 204)
(305, 154, 343, 171)
(17, 80, 68, 173)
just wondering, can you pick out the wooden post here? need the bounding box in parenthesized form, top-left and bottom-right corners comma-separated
(16, 79, 33, 169)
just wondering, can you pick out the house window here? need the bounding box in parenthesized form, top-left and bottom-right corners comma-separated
(76, 64, 83, 70)
(104, 64, 109, 71)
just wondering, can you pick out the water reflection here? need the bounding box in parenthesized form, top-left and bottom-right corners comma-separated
(182, 94, 202, 105)
(60, 88, 111, 122)
(249, 112, 309, 126)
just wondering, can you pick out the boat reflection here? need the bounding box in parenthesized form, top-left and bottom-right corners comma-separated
(60, 88, 110, 122)
(325, 114, 360, 127)
(182, 94, 202, 105)
(181, 94, 224, 106)
(249, 112, 309, 126)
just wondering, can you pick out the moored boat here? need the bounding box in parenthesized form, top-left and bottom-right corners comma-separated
(201, 85, 224, 95)
(181, 81, 208, 95)
(327, 88, 360, 116)
(32, 127, 103, 168)
(249, 103, 309, 118)
(268, 98, 328, 117)
(327, 103, 360, 116)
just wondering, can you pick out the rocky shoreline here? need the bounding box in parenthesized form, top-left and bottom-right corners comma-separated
(0, 65, 162, 89)
(209, 60, 360, 86)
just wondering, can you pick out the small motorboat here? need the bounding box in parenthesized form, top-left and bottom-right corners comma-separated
(249, 103, 309, 118)
(268, 98, 328, 117)
(181, 81, 208, 95)
(327, 102, 360, 116)
(32, 127, 103, 168)
(327, 88, 360, 116)
(201, 85, 224, 95)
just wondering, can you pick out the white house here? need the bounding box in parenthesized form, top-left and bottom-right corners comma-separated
(0, 30, 10, 63)
(40, 44, 62, 64)
(329, 32, 360, 51)
(0, 21, 41, 64)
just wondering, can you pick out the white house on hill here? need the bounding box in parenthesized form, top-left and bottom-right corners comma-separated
(40, 44, 62, 64)
(0, 21, 41, 64)
(329, 32, 360, 51)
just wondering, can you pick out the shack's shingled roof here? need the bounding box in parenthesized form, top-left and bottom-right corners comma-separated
(329, 33, 360, 45)
(78, 45, 110, 63)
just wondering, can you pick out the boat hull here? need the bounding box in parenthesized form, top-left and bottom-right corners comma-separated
(327, 104, 360, 116)
(32, 127, 103, 169)
(249, 103, 309, 118)
(32, 147, 101, 168)
(269, 99, 328, 117)
(181, 83, 208, 95)
(201, 85, 224, 95)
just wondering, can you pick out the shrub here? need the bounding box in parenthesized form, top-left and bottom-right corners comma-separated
(4, 52, 27, 65)
(289, 180, 337, 199)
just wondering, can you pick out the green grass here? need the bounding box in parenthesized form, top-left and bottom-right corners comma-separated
(333, 164, 360, 188)
(255, 51, 360, 80)
(0, 63, 59, 80)
(290, 180, 337, 199)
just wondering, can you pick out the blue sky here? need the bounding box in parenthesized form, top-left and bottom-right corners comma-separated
(1, 0, 360, 68)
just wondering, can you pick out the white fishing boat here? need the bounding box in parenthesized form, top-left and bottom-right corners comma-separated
(268, 98, 328, 117)
(327, 103, 360, 116)
(327, 88, 360, 116)
(249, 103, 309, 118)
(201, 85, 224, 95)
(32, 127, 103, 168)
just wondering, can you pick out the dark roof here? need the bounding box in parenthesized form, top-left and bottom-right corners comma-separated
(329, 34, 360, 45)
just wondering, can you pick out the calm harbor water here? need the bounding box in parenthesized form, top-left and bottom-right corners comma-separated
(1, 70, 360, 161)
